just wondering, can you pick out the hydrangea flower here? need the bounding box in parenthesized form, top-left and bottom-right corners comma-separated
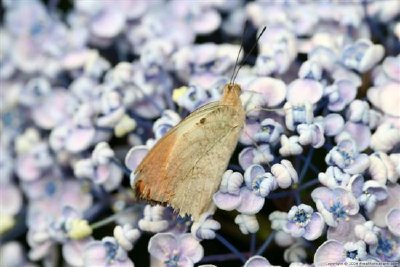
(325, 139, 369, 175)
(311, 187, 359, 227)
(314, 240, 368, 265)
(148, 233, 203, 267)
(254, 118, 284, 144)
(191, 212, 221, 240)
(284, 242, 307, 263)
(369, 229, 400, 262)
(83, 237, 134, 267)
(284, 204, 324, 241)
(271, 160, 298, 189)
(74, 142, 123, 192)
(213, 167, 273, 215)
(341, 39, 384, 73)
(234, 214, 259, 235)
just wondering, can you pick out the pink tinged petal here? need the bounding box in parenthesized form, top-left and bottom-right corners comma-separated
(134, 94, 165, 119)
(148, 233, 177, 261)
(239, 147, 255, 170)
(103, 164, 123, 192)
(314, 240, 346, 265)
(311, 187, 335, 209)
(368, 83, 400, 117)
(95, 164, 111, 184)
(244, 164, 265, 188)
(65, 128, 95, 153)
(124, 146, 148, 171)
(28, 241, 53, 261)
(382, 56, 400, 82)
(176, 256, 194, 267)
(91, 9, 126, 38)
(303, 212, 325, 241)
(342, 122, 371, 152)
(287, 79, 323, 105)
(386, 208, 400, 237)
(244, 255, 272, 267)
(83, 241, 107, 266)
(16, 155, 40, 181)
(324, 113, 345, 136)
(97, 107, 125, 127)
(110, 259, 134, 267)
(33, 90, 70, 129)
(368, 184, 400, 227)
(335, 188, 359, 215)
(192, 10, 221, 34)
(62, 50, 91, 70)
(285, 221, 305, 238)
(328, 80, 358, 111)
(179, 234, 204, 263)
(213, 191, 242, 211)
(247, 77, 287, 107)
(344, 153, 370, 175)
(240, 121, 260, 145)
(0, 184, 22, 215)
(327, 214, 366, 243)
(236, 187, 265, 215)
(364, 180, 388, 201)
(62, 239, 93, 267)
(348, 174, 364, 198)
(359, 44, 384, 72)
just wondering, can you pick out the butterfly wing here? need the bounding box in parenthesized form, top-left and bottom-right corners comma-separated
(134, 101, 244, 220)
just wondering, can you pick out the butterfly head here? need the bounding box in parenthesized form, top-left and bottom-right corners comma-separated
(221, 83, 242, 106)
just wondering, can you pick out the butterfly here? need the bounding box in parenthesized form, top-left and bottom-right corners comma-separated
(133, 83, 245, 221)
(132, 27, 266, 221)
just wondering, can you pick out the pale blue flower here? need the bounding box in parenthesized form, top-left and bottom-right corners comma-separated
(148, 233, 203, 267)
(284, 204, 324, 241)
(369, 229, 400, 262)
(311, 187, 359, 227)
(341, 39, 384, 73)
(325, 139, 370, 175)
(83, 237, 134, 267)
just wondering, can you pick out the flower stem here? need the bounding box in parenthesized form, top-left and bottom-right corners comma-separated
(250, 233, 256, 255)
(90, 213, 120, 230)
(201, 252, 251, 263)
(255, 231, 275, 255)
(89, 207, 133, 230)
(110, 157, 131, 177)
(299, 148, 314, 183)
(215, 233, 247, 263)
(298, 178, 319, 191)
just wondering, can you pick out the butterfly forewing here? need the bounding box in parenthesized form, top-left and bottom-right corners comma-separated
(134, 84, 244, 221)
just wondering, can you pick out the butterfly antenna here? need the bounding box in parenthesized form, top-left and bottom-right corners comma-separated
(233, 26, 267, 84)
(229, 25, 248, 85)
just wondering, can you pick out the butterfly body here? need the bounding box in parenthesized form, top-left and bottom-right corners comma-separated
(133, 84, 244, 220)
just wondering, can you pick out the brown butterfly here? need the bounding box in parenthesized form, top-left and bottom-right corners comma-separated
(133, 27, 266, 221)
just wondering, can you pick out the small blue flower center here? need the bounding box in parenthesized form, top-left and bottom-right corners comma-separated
(376, 235, 395, 258)
(338, 148, 354, 166)
(165, 254, 180, 267)
(293, 209, 310, 226)
(346, 250, 358, 259)
(104, 241, 118, 262)
(252, 177, 264, 192)
(45, 182, 57, 196)
(329, 202, 347, 220)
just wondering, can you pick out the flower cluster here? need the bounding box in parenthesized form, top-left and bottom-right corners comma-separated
(1, 0, 399, 266)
